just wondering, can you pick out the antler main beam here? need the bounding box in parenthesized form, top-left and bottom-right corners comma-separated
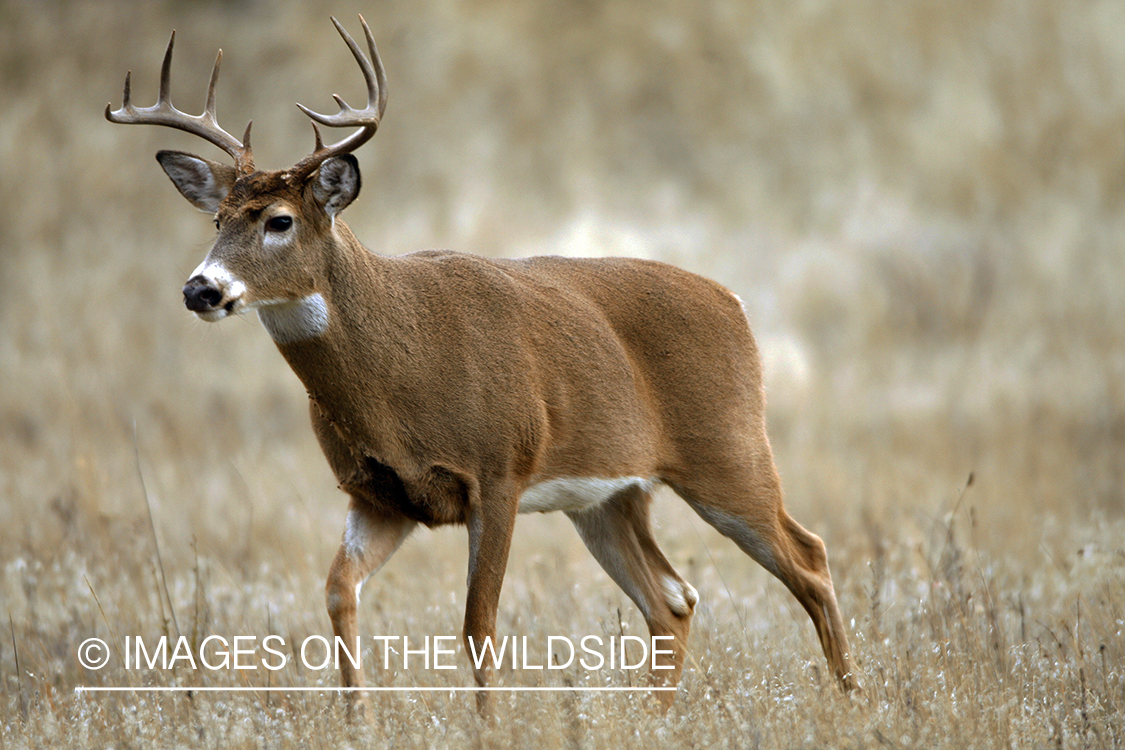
(288, 15, 387, 181)
(106, 31, 255, 174)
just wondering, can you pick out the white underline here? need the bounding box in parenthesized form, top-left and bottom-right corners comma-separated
(75, 685, 675, 693)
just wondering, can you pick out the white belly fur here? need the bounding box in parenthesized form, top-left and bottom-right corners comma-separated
(518, 476, 655, 514)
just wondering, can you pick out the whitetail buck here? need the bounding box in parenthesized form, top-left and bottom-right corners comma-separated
(108, 16, 857, 714)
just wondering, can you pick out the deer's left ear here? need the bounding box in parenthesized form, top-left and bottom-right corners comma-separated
(312, 155, 361, 218)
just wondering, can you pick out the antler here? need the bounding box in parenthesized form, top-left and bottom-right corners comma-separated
(288, 15, 387, 181)
(106, 31, 255, 174)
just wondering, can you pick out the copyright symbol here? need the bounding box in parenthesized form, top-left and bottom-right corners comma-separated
(78, 638, 110, 670)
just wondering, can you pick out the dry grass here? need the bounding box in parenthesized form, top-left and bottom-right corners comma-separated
(2, 0, 1124, 747)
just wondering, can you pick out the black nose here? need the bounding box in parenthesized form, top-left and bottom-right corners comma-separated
(183, 276, 223, 312)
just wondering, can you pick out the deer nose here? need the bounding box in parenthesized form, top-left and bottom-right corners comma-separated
(183, 275, 224, 311)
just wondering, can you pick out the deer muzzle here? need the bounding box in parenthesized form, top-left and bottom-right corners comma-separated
(183, 275, 226, 313)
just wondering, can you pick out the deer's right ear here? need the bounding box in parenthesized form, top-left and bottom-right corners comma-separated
(156, 150, 238, 214)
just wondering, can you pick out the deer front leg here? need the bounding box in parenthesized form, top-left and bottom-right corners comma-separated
(462, 487, 519, 715)
(326, 496, 416, 721)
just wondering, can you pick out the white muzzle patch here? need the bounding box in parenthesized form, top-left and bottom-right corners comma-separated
(188, 260, 246, 321)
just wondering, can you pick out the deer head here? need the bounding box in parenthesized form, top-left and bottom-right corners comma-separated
(106, 16, 386, 324)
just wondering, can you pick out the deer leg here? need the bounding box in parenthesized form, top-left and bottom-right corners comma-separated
(463, 486, 519, 714)
(326, 496, 416, 720)
(567, 483, 696, 709)
(670, 452, 858, 692)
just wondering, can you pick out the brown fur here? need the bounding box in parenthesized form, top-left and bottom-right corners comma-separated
(112, 20, 857, 722)
(184, 162, 859, 713)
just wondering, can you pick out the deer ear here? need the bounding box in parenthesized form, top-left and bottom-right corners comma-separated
(156, 150, 237, 214)
(312, 155, 361, 218)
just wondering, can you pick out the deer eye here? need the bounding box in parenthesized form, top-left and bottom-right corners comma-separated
(265, 215, 293, 233)
(214, 217, 220, 230)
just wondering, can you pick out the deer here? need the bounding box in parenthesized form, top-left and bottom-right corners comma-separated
(107, 16, 858, 718)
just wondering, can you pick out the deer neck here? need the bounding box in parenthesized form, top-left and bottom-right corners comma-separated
(258, 224, 401, 447)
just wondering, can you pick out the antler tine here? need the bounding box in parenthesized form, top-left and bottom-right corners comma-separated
(203, 49, 222, 125)
(106, 31, 255, 174)
(290, 15, 386, 180)
(120, 70, 133, 109)
(157, 30, 175, 105)
(310, 121, 326, 151)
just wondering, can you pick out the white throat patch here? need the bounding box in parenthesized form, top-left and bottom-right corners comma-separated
(257, 293, 330, 344)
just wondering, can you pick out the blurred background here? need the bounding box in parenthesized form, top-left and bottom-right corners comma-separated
(1, 0, 1122, 647)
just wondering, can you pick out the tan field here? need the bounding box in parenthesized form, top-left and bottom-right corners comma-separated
(2, 0, 1123, 747)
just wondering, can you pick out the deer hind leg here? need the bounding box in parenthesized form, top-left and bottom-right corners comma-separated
(566, 483, 697, 708)
(669, 454, 857, 692)
(326, 496, 416, 720)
